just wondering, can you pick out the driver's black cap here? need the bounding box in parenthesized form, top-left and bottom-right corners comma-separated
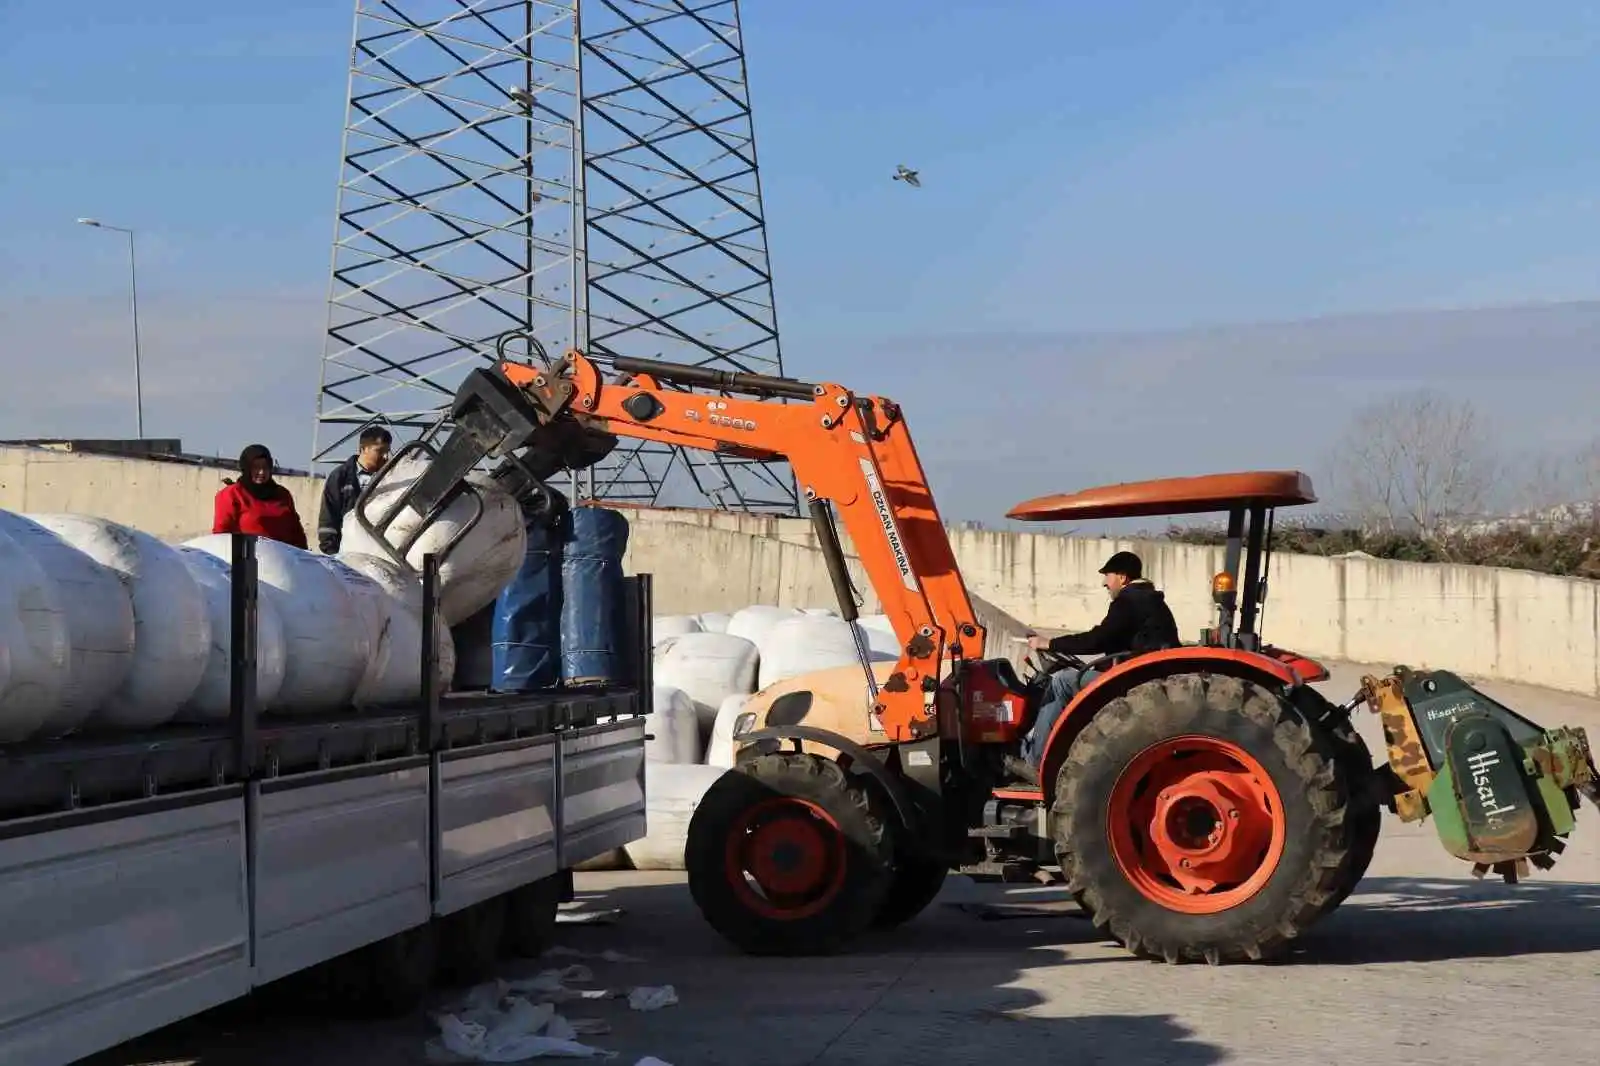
(1099, 550, 1142, 579)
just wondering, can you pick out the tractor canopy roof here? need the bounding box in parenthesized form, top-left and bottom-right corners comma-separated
(1006, 470, 1317, 523)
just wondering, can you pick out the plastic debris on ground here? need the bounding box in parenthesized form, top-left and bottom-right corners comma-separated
(555, 906, 624, 926)
(947, 900, 1088, 922)
(625, 986, 677, 1012)
(427, 948, 675, 1062)
(542, 946, 645, 964)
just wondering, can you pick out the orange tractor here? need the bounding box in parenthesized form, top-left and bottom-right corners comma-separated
(414, 336, 1598, 965)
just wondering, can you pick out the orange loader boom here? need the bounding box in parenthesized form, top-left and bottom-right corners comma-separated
(399, 333, 1598, 967)
(492, 346, 987, 744)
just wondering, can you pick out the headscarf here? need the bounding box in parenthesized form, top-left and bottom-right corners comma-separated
(238, 444, 277, 499)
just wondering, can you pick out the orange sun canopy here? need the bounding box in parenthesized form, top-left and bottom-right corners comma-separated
(1007, 470, 1317, 523)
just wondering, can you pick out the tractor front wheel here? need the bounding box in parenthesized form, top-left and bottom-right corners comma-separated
(872, 850, 949, 930)
(1053, 673, 1350, 964)
(686, 753, 894, 956)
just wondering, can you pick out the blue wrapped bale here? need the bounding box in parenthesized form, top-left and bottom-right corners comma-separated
(559, 505, 631, 684)
(490, 515, 563, 692)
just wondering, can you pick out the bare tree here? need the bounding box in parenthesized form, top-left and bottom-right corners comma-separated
(1325, 389, 1498, 538)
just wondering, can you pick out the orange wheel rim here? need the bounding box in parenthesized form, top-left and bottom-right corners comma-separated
(723, 797, 848, 921)
(1106, 735, 1286, 914)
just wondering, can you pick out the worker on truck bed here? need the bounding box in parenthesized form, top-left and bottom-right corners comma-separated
(317, 426, 392, 554)
(1010, 550, 1180, 784)
(213, 444, 308, 550)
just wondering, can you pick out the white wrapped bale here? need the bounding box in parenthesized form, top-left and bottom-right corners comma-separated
(647, 686, 703, 764)
(622, 761, 727, 871)
(309, 554, 394, 706)
(174, 547, 289, 720)
(0, 526, 71, 742)
(724, 604, 801, 647)
(31, 515, 209, 729)
(860, 622, 901, 660)
(652, 615, 703, 643)
(802, 607, 838, 617)
(652, 631, 760, 731)
(336, 455, 527, 627)
(338, 552, 458, 701)
(705, 694, 750, 769)
(755, 614, 895, 690)
(695, 611, 732, 634)
(184, 534, 370, 714)
(0, 512, 132, 736)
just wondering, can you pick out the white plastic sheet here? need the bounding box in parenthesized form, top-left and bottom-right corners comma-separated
(338, 551, 458, 700)
(650, 615, 702, 643)
(693, 611, 731, 634)
(338, 455, 527, 627)
(309, 554, 395, 706)
(723, 604, 801, 648)
(704, 694, 749, 769)
(175, 546, 289, 719)
(430, 967, 623, 1061)
(622, 761, 725, 871)
(754, 614, 894, 690)
(184, 534, 371, 714)
(0, 524, 70, 742)
(626, 986, 677, 1012)
(646, 686, 702, 764)
(32, 514, 210, 729)
(651, 632, 759, 731)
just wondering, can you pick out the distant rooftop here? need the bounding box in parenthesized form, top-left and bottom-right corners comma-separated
(0, 438, 312, 477)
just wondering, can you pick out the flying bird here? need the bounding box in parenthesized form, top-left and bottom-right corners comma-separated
(892, 164, 920, 188)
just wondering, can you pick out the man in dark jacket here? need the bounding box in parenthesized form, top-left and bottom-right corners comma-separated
(317, 426, 392, 554)
(1011, 550, 1181, 782)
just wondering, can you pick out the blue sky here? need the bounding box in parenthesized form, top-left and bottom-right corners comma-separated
(1, 0, 1597, 523)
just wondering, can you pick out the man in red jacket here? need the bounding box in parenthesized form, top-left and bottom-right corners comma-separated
(213, 444, 308, 549)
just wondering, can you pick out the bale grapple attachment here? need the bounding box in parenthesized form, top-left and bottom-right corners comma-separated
(1360, 667, 1600, 882)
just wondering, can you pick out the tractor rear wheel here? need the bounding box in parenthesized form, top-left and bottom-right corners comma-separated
(686, 753, 894, 955)
(1285, 687, 1383, 916)
(1053, 673, 1350, 964)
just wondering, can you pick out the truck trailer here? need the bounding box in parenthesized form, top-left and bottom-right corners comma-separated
(0, 534, 653, 1066)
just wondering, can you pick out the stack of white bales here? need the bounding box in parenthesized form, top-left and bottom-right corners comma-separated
(597, 603, 901, 871)
(0, 458, 525, 740)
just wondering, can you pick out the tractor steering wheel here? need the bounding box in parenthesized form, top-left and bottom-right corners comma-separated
(1021, 642, 1088, 684)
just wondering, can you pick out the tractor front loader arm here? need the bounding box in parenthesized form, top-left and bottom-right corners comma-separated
(460, 342, 988, 745)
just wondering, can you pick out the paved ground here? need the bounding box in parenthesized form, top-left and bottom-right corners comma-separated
(86, 662, 1600, 1066)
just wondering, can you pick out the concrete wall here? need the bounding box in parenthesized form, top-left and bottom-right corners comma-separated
(0, 445, 323, 546)
(3, 445, 1597, 699)
(618, 507, 1600, 701)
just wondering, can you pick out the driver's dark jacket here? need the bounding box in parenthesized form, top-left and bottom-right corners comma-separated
(1047, 580, 1181, 657)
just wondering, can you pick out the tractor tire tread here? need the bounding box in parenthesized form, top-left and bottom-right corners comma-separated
(872, 850, 949, 930)
(1286, 687, 1384, 915)
(1053, 673, 1351, 965)
(685, 752, 894, 956)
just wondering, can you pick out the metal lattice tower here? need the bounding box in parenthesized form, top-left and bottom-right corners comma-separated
(313, 0, 797, 514)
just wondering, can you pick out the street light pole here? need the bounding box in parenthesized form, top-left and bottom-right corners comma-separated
(76, 217, 144, 439)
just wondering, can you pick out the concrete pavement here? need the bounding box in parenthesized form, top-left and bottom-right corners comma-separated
(85, 662, 1600, 1066)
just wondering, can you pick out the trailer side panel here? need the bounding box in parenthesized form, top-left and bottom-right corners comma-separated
(435, 737, 560, 916)
(251, 760, 431, 985)
(559, 718, 648, 868)
(0, 791, 250, 1066)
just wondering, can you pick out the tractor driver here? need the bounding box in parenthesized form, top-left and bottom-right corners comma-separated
(1008, 550, 1181, 784)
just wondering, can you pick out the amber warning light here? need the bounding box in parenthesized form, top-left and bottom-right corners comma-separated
(1211, 571, 1236, 602)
